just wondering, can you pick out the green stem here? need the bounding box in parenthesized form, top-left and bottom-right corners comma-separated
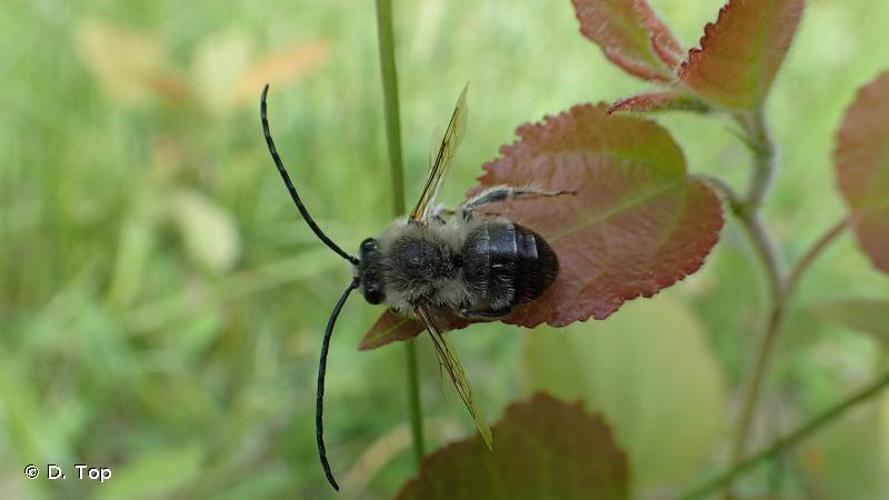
(784, 217, 849, 299)
(376, 0, 405, 216)
(738, 109, 776, 211)
(374, 0, 425, 465)
(729, 108, 783, 468)
(402, 338, 424, 463)
(680, 367, 889, 499)
(702, 100, 854, 500)
(695, 175, 782, 306)
(730, 218, 849, 468)
(700, 117, 853, 497)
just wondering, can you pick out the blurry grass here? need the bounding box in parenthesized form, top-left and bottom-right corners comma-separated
(2, 0, 889, 498)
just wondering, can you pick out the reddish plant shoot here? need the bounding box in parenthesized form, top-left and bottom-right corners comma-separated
(384, 0, 889, 496)
(575, 0, 806, 113)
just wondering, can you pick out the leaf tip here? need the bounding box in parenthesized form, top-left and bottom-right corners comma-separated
(678, 0, 805, 109)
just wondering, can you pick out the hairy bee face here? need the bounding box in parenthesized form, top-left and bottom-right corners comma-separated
(358, 238, 386, 305)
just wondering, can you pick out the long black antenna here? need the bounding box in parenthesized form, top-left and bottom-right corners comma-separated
(261, 84, 359, 265)
(317, 277, 360, 491)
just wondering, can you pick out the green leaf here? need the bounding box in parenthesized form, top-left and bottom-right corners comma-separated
(678, 0, 804, 110)
(396, 393, 629, 500)
(522, 295, 726, 492)
(834, 71, 889, 274)
(810, 299, 889, 343)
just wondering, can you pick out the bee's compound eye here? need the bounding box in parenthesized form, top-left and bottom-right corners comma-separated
(360, 238, 378, 255)
(363, 283, 385, 305)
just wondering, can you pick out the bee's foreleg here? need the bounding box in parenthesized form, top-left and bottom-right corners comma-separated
(460, 185, 576, 217)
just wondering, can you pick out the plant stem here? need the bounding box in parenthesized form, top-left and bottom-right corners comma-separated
(703, 94, 854, 500)
(402, 339, 424, 463)
(730, 217, 850, 466)
(729, 217, 848, 467)
(717, 210, 849, 499)
(695, 175, 781, 307)
(694, 175, 741, 210)
(730, 291, 783, 462)
(706, 109, 852, 497)
(376, 0, 405, 216)
(729, 108, 783, 468)
(738, 109, 776, 210)
(374, 0, 425, 466)
(681, 367, 889, 499)
(785, 217, 849, 299)
(738, 212, 784, 306)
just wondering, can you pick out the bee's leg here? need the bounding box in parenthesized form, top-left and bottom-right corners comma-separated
(458, 305, 512, 321)
(429, 204, 457, 224)
(461, 185, 576, 217)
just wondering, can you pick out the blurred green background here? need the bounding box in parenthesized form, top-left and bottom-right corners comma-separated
(2, 0, 889, 498)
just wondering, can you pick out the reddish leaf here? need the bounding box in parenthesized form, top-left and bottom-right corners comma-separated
(471, 104, 723, 327)
(572, 0, 682, 82)
(358, 310, 424, 350)
(358, 310, 469, 350)
(650, 31, 683, 69)
(608, 89, 708, 114)
(678, 0, 804, 110)
(396, 393, 629, 500)
(834, 71, 889, 274)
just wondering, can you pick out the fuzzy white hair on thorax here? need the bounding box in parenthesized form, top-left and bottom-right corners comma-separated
(373, 216, 490, 315)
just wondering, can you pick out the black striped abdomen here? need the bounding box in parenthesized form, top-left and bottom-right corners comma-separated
(462, 221, 558, 310)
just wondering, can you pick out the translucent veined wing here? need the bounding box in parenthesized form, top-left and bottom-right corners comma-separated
(426, 125, 442, 176)
(409, 83, 469, 221)
(414, 305, 493, 449)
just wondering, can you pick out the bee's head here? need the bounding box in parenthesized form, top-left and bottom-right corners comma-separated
(357, 238, 386, 305)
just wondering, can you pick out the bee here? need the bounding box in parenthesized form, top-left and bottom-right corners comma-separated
(260, 84, 571, 490)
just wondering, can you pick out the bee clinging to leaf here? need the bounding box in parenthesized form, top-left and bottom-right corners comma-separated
(260, 83, 573, 491)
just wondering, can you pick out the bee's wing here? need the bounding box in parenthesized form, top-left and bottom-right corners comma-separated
(414, 305, 493, 449)
(409, 84, 469, 222)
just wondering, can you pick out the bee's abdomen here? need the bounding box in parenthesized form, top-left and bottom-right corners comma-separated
(462, 221, 558, 310)
(513, 223, 559, 303)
